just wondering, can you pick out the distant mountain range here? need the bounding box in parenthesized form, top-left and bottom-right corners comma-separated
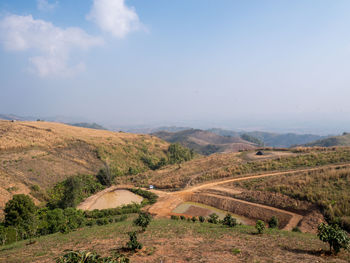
(167, 128, 326, 148)
(152, 129, 256, 155)
(0, 114, 330, 148)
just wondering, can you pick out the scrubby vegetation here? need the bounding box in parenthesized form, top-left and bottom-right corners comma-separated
(129, 147, 350, 189)
(256, 220, 266, 234)
(47, 175, 104, 209)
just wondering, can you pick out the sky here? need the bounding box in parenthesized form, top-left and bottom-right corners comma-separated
(1, 0, 350, 134)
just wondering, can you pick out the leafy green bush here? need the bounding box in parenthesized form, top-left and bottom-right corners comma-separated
(126, 232, 142, 252)
(128, 188, 158, 205)
(191, 216, 197, 223)
(268, 216, 279, 229)
(198, 216, 205, 223)
(222, 214, 237, 227)
(180, 215, 186, 220)
(133, 212, 152, 232)
(255, 220, 265, 234)
(317, 223, 350, 255)
(48, 175, 104, 209)
(207, 213, 219, 224)
(4, 194, 38, 240)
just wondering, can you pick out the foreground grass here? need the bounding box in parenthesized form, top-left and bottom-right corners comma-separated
(1, 217, 349, 263)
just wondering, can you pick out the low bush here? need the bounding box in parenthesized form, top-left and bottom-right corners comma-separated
(268, 216, 279, 229)
(222, 214, 237, 227)
(126, 232, 142, 252)
(199, 216, 205, 223)
(256, 220, 265, 234)
(207, 213, 219, 224)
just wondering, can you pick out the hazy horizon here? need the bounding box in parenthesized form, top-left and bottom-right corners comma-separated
(1, 1, 350, 135)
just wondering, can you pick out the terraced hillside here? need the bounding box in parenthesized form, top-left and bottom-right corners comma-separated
(0, 120, 169, 213)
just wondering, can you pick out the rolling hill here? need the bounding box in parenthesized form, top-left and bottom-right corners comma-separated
(207, 128, 326, 148)
(305, 133, 350, 147)
(152, 129, 256, 155)
(0, 120, 169, 213)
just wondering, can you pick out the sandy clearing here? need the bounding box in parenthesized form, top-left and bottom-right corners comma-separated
(77, 187, 143, 211)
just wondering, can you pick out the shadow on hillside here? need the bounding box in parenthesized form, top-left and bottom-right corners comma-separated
(282, 246, 324, 256)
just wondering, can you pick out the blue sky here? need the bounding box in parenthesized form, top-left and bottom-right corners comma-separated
(1, 0, 350, 134)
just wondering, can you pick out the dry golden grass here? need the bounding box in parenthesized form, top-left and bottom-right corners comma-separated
(0, 120, 169, 213)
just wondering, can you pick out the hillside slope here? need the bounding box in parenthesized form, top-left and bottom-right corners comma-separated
(152, 129, 256, 155)
(305, 133, 350, 147)
(0, 120, 169, 212)
(207, 128, 325, 148)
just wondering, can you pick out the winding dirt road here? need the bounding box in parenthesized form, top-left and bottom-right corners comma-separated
(148, 163, 350, 230)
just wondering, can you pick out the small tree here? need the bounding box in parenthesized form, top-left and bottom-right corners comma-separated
(191, 216, 197, 223)
(126, 232, 142, 252)
(133, 212, 152, 232)
(198, 216, 205, 223)
(222, 214, 237, 227)
(317, 223, 350, 255)
(256, 220, 265, 234)
(268, 216, 279, 229)
(207, 213, 219, 224)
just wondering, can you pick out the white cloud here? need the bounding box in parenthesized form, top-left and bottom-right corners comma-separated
(87, 0, 142, 38)
(0, 14, 103, 77)
(37, 0, 58, 12)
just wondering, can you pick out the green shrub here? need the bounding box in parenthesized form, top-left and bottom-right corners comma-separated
(268, 216, 279, 229)
(126, 232, 142, 252)
(133, 212, 152, 232)
(207, 213, 219, 224)
(198, 216, 205, 223)
(191, 216, 197, 223)
(222, 214, 237, 227)
(256, 220, 265, 234)
(128, 188, 158, 205)
(317, 223, 350, 255)
(180, 215, 186, 220)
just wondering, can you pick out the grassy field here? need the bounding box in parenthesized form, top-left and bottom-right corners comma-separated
(230, 165, 350, 231)
(0, 216, 349, 263)
(125, 147, 350, 189)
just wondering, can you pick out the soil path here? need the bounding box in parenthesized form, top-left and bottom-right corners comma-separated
(148, 163, 350, 230)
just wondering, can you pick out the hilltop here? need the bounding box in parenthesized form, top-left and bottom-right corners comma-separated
(152, 129, 256, 155)
(0, 120, 169, 212)
(305, 133, 350, 147)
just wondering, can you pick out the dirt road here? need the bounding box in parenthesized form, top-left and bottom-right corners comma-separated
(148, 163, 350, 230)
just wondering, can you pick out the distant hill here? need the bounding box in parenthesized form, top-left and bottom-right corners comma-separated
(0, 120, 169, 214)
(152, 129, 256, 155)
(305, 132, 350, 147)
(69, 122, 107, 130)
(206, 128, 325, 148)
(242, 131, 326, 148)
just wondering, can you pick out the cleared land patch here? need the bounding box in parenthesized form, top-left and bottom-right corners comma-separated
(78, 187, 143, 211)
